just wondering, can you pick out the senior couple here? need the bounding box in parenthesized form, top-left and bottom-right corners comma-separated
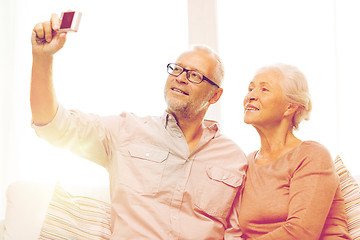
(31, 14, 351, 239)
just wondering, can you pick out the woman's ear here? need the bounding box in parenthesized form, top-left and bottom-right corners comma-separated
(284, 104, 298, 117)
(209, 87, 223, 105)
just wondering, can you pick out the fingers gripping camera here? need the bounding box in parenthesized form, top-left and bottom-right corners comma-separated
(57, 11, 82, 32)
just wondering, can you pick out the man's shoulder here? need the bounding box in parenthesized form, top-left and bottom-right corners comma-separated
(212, 130, 239, 145)
(208, 132, 247, 161)
(103, 111, 162, 124)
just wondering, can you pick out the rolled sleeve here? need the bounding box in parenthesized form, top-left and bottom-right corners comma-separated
(32, 105, 111, 168)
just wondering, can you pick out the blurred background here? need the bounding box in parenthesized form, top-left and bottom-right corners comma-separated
(1, 0, 359, 218)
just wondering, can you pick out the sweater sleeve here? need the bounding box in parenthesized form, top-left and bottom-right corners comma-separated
(255, 143, 339, 240)
(225, 188, 245, 240)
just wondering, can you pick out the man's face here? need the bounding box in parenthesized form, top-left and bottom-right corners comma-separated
(164, 49, 218, 119)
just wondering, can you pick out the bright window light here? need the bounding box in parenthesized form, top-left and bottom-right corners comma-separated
(10, 0, 188, 186)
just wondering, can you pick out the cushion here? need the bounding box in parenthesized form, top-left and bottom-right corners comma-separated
(3, 181, 55, 240)
(334, 155, 360, 239)
(39, 183, 111, 240)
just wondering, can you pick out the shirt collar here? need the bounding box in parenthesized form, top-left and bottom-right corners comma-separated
(161, 111, 220, 138)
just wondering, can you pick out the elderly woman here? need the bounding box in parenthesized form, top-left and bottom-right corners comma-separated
(238, 64, 351, 239)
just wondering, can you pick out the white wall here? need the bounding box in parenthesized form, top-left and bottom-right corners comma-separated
(0, 0, 18, 220)
(217, 0, 360, 175)
(335, 0, 360, 175)
(1, 0, 360, 218)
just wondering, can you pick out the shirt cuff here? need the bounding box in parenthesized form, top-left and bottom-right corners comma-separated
(31, 105, 64, 131)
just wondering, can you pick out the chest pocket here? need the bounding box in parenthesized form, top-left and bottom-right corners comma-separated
(128, 145, 168, 163)
(120, 144, 169, 195)
(195, 165, 244, 218)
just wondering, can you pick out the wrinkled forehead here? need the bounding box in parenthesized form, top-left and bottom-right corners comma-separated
(254, 68, 284, 82)
(251, 68, 285, 89)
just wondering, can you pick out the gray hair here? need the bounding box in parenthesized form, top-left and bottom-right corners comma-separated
(256, 63, 312, 130)
(190, 45, 224, 87)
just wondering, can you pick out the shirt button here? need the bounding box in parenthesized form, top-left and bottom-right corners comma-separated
(145, 153, 150, 157)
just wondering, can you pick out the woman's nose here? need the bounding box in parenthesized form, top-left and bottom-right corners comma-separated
(247, 90, 258, 101)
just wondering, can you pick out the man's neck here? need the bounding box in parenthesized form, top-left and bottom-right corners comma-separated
(172, 112, 206, 153)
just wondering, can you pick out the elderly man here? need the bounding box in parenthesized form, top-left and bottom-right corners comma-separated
(30, 13, 247, 240)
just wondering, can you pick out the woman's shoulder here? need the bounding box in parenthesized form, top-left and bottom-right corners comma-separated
(298, 140, 330, 154)
(295, 140, 333, 165)
(246, 141, 333, 166)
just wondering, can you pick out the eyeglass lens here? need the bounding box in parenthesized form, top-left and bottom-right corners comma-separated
(167, 64, 203, 84)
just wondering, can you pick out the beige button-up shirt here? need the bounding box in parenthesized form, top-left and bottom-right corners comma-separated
(33, 105, 247, 240)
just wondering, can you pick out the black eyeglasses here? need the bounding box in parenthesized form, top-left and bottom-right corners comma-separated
(167, 63, 219, 88)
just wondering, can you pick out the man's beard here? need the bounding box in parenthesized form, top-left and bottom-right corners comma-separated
(165, 97, 193, 119)
(165, 96, 210, 120)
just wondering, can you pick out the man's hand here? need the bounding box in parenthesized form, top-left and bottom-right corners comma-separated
(31, 13, 67, 57)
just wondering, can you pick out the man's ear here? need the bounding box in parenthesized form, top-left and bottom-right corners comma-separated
(209, 88, 223, 104)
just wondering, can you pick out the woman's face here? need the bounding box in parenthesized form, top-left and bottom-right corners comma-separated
(243, 69, 290, 128)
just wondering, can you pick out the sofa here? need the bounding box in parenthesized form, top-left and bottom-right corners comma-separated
(1, 156, 360, 240)
(0, 181, 111, 240)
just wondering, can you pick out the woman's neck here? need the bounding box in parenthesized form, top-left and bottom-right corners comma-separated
(255, 124, 302, 165)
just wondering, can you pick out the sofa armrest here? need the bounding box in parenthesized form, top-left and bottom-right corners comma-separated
(3, 181, 110, 240)
(0, 219, 4, 240)
(3, 181, 55, 240)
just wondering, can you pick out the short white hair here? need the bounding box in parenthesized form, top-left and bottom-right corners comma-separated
(256, 63, 312, 130)
(190, 44, 224, 87)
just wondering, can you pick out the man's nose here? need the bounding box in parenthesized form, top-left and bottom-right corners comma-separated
(176, 71, 189, 84)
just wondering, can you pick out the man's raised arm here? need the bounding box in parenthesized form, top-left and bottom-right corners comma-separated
(30, 13, 66, 125)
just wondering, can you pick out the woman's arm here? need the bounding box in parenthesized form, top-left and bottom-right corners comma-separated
(255, 143, 339, 240)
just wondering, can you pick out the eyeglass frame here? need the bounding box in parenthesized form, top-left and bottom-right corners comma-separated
(167, 63, 220, 88)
